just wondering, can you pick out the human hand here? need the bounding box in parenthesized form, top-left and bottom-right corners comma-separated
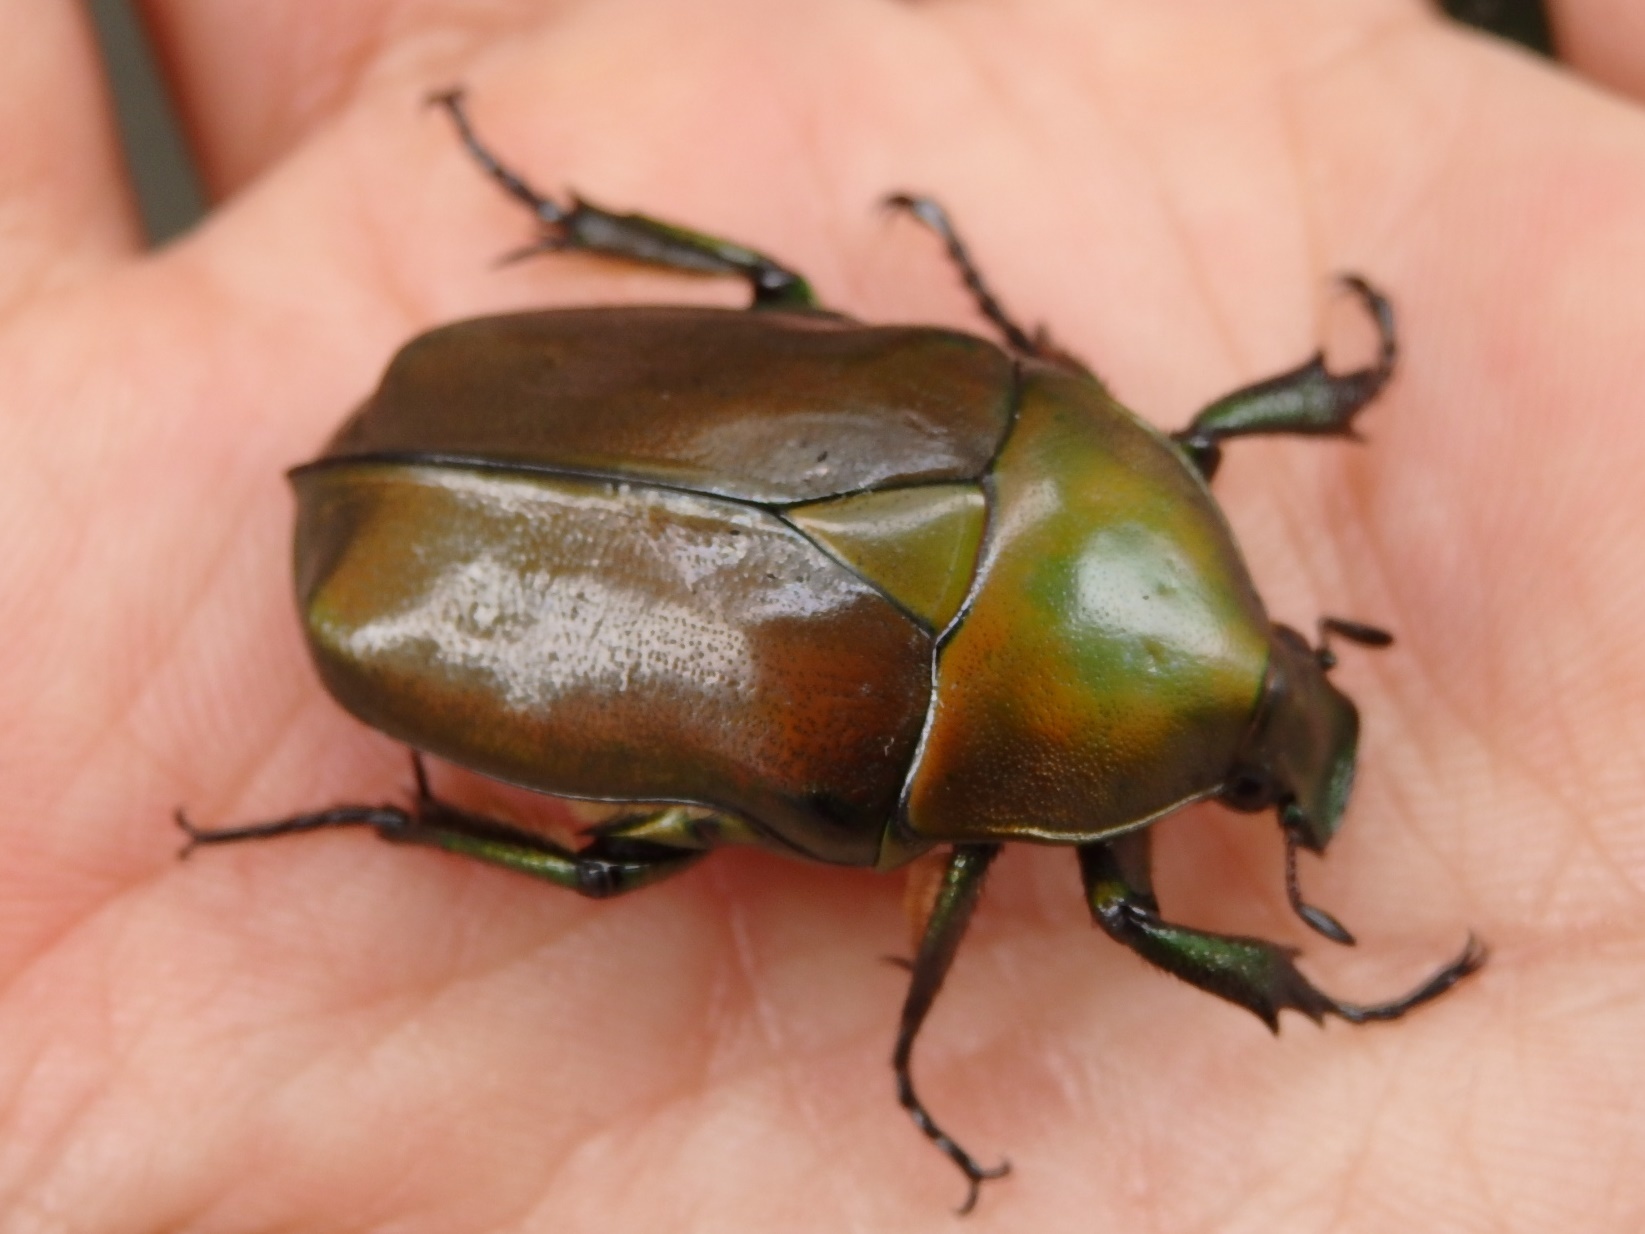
(2, 2, 1640, 1229)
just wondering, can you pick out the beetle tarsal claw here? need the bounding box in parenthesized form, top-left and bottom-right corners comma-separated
(954, 1157, 1012, 1217)
(173, 808, 203, 858)
(1326, 934, 1488, 1024)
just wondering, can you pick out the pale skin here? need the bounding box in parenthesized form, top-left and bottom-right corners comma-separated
(3, 0, 1644, 1229)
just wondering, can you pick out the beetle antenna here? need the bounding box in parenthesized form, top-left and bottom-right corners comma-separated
(1315, 615, 1394, 671)
(1285, 830, 1356, 946)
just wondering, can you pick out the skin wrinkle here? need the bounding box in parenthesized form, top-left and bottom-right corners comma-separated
(0, 755, 218, 1000)
(148, 884, 588, 1226)
(1445, 1050, 1499, 1233)
(513, 927, 746, 1230)
(0, 446, 86, 665)
(1529, 819, 1626, 931)
(112, 495, 282, 773)
(1554, 804, 1645, 917)
(364, 53, 555, 312)
(1354, 459, 1508, 851)
(0, 997, 120, 1226)
(1060, 30, 1250, 389)
(1019, 983, 1086, 1128)
(510, 1036, 850, 1234)
(1522, 612, 1604, 808)
(717, 865, 861, 1225)
(346, 106, 452, 343)
(1385, 795, 1477, 942)
(1602, 1093, 1645, 1227)
(1290, 15, 1483, 267)
(923, 5, 1144, 364)
(920, 5, 1036, 174)
(1265, 13, 1332, 303)
(1354, 406, 1497, 725)
(199, 690, 348, 831)
(1262, 446, 1344, 610)
(1207, 1146, 1307, 1234)
(47, 636, 303, 903)
(26, 304, 283, 821)
(752, 19, 855, 317)
(1329, 1051, 1408, 1233)
(0, 242, 128, 332)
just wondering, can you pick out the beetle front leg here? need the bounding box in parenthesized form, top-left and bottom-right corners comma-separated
(178, 755, 704, 899)
(432, 90, 817, 309)
(1171, 276, 1397, 480)
(1078, 830, 1484, 1030)
(893, 843, 1010, 1214)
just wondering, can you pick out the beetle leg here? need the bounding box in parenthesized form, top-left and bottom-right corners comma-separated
(177, 757, 704, 899)
(884, 194, 1039, 354)
(882, 194, 1091, 375)
(1172, 276, 1397, 480)
(587, 803, 765, 852)
(893, 843, 1010, 1214)
(431, 89, 816, 309)
(1078, 830, 1484, 1030)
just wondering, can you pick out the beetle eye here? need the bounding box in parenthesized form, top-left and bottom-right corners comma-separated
(1221, 771, 1273, 813)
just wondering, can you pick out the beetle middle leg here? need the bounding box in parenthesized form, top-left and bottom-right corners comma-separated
(893, 842, 1011, 1214)
(1079, 829, 1484, 1030)
(1171, 276, 1398, 480)
(178, 755, 706, 899)
(431, 90, 817, 309)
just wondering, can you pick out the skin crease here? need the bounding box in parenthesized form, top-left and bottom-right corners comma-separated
(2, 0, 1644, 1228)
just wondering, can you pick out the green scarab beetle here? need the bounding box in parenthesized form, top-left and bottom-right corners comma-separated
(182, 91, 1484, 1212)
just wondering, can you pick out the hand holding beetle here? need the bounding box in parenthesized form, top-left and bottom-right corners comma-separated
(3, 2, 1644, 1230)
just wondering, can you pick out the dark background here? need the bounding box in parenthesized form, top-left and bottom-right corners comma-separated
(86, 0, 1557, 247)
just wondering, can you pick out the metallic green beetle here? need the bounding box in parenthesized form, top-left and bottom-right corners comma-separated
(183, 92, 1483, 1212)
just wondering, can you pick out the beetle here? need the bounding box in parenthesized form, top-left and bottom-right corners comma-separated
(181, 90, 1484, 1212)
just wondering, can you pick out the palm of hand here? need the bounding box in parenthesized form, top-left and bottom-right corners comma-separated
(3, 2, 1641, 1229)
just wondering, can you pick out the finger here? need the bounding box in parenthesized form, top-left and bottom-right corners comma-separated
(139, 0, 449, 196)
(1549, 0, 1645, 99)
(0, 0, 141, 311)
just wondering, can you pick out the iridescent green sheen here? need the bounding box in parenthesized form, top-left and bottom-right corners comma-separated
(906, 364, 1271, 844)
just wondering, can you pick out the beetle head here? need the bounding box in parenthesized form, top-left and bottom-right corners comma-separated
(1219, 624, 1363, 852)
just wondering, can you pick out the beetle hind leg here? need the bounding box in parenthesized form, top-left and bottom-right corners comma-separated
(884, 194, 1039, 357)
(884, 193, 1093, 376)
(893, 843, 1011, 1214)
(1078, 831, 1483, 1030)
(178, 754, 705, 899)
(432, 90, 816, 309)
(1172, 276, 1397, 480)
